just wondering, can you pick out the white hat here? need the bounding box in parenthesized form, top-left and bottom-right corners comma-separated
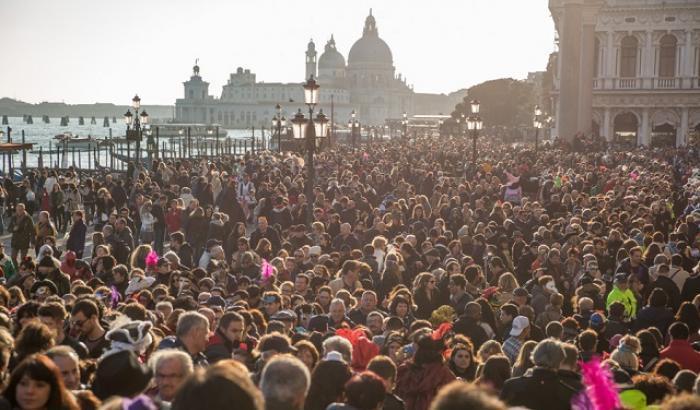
(309, 246, 322, 256)
(510, 315, 530, 337)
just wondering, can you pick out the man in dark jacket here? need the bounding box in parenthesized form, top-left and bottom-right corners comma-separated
(453, 302, 488, 350)
(9, 203, 35, 264)
(500, 339, 578, 410)
(250, 216, 281, 254)
(170, 231, 194, 268)
(66, 210, 87, 259)
(205, 311, 255, 364)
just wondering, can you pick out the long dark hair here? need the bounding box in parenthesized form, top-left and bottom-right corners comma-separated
(304, 360, 352, 410)
(3, 354, 78, 410)
(413, 334, 445, 368)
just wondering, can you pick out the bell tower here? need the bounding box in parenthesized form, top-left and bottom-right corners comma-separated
(306, 39, 317, 80)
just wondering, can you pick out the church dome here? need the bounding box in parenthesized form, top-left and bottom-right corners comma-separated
(348, 10, 393, 66)
(319, 35, 346, 69)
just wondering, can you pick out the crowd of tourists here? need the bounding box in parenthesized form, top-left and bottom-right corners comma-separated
(0, 136, 699, 410)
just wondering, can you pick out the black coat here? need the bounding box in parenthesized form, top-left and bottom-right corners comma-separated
(500, 367, 578, 410)
(452, 316, 488, 350)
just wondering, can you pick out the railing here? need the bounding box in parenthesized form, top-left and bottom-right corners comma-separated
(618, 78, 638, 89)
(656, 78, 677, 89)
(583, 77, 698, 91)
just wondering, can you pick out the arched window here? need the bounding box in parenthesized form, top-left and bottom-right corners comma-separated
(658, 34, 677, 77)
(620, 36, 638, 77)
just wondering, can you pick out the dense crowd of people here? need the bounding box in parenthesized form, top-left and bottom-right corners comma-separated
(0, 136, 699, 410)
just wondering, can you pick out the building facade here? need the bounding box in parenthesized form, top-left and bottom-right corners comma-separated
(175, 11, 459, 129)
(549, 0, 700, 146)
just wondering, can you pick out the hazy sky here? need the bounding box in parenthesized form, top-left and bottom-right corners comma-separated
(1, 0, 555, 105)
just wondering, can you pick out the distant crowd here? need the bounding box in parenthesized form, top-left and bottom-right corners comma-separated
(0, 136, 699, 410)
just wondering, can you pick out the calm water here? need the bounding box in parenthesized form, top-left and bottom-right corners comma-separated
(0, 117, 268, 171)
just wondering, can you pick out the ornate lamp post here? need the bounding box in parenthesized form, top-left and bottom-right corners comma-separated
(124, 94, 149, 163)
(402, 112, 408, 141)
(466, 99, 483, 163)
(272, 104, 286, 153)
(348, 109, 359, 147)
(533, 105, 543, 154)
(291, 76, 328, 224)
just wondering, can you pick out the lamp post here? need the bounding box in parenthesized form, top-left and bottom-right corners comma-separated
(533, 105, 543, 154)
(291, 76, 328, 224)
(348, 109, 359, 147)
(466, 99, 483, 163)
(402, 112, 408, 141)
(124, 94, 149, 164)
(272, 104, 286, 153)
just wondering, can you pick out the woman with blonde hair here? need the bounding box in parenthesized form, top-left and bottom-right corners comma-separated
(496, 272, 519, 305)
(129, 244, 154, 271)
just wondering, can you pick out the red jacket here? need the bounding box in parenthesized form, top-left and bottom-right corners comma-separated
(395, 361, 455, 410)
(660, 339, 700, 373)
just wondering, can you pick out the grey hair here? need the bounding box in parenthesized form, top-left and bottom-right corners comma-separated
(531, 339, 565, 369)
(329, 298, 346, 310)
(46, 345, 79, 363)
(176, 311, 209, 338)
(322, 335, 353, 363)
(148, 349, 194, 377)
(260, 356, 310, 408)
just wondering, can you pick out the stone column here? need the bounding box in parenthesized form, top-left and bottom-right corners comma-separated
(680, 107, 689, 147)
(683, 30, 694, 86)
(603, 107, 612, 141)
(641, 31, 654, 88)
(556, 0, 584, 141)
(577, 9, 597, 134)
(605, 31, 615, 88)
(640, 108, 650, 146)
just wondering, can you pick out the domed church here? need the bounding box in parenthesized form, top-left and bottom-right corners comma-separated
(313, 9, 415, 125)
(176, 10, 462, 128)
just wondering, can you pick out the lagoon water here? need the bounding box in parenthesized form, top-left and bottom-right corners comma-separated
(0, 117, 265, 170)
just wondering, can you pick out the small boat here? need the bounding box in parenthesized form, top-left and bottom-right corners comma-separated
(53, 133, 100, 149)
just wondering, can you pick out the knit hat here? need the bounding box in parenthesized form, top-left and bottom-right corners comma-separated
(92, 350, 152, 401)
(104, 319, 153, 356)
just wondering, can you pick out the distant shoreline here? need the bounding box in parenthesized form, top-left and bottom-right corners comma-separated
(0, 97, 174, 119)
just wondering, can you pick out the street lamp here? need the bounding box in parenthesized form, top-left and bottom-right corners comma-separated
(124, 94, 149, 163)
(466, 100, 482, 163)
(291, 76, 326, 224)
(348, 109, 359, 147)
(402, 112, 408, 140)
(533, 105, 543, 153)
(272, 104, 286, 153)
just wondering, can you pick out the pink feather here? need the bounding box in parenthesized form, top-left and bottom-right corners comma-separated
(145, 250, 158, 267)
(261, 259, 274, 280)
(572, 358, 621, 410)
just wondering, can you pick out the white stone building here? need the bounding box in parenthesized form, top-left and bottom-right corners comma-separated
(549, 0, 700, 147)
(175, 11, 460, 129)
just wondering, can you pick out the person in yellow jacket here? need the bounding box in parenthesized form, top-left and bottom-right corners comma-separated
(606, 273, 637, 319)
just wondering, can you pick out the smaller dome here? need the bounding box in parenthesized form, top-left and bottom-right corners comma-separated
(318, 35, 346, 69)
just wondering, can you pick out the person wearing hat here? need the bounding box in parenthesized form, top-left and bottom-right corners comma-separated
(270, 310, 297, 334)
(92, 349, 153, 401)
(606, 273, 637, 319)
(503, 316, 530, 364)
(36, 255, 70, 297)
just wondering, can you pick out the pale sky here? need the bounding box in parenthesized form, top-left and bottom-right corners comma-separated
(1, 0, 555, 105)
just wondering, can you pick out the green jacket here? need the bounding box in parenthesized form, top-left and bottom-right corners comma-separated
(606, 285, 637, 318)
(0, 255, 15, 280)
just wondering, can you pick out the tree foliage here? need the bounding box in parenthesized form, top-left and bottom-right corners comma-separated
(451, 78, 535, 128)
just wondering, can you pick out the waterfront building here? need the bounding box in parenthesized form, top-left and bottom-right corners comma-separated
(549, 0, 700, 146)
